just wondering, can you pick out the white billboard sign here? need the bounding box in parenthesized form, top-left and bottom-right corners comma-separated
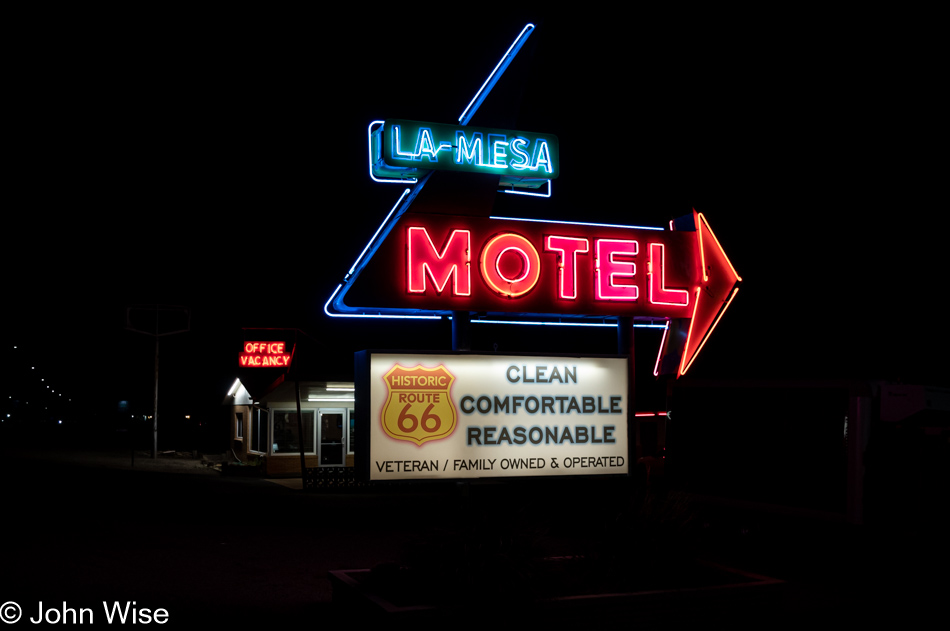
(359, 352, 629, 481)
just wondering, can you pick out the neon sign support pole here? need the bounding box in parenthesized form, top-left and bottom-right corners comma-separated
(452, 311, 471, 351)
(618, 316, 635, 462)
(153, 336, 159, 461)
(295, 378, 306, 484)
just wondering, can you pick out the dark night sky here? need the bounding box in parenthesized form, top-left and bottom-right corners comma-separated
(5, 10, 945, 425)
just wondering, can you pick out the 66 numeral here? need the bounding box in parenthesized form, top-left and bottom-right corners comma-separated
(397, 403, 442, 433)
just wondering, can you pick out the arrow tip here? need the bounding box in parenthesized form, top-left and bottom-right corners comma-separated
(679, 212, 742, 376)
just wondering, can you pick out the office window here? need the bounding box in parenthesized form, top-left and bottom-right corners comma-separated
(272, 410, 315, 454)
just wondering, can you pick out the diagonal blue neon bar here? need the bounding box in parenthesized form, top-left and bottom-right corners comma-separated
(347, 188, 411, 277)
(324, 284, 441, 320)
(458, 23, 535, 126)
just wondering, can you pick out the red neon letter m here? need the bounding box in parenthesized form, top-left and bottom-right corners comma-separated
(407, 227, 471, 295)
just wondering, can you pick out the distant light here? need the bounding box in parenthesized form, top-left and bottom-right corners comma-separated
(227, 379, 240, 397)
(58, 420, 62, 424)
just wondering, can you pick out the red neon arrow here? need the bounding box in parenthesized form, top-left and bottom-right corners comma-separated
(677, 211, 742, 376)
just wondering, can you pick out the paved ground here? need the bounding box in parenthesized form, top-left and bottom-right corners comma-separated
(1, 443, 943, 628)
(2, 446, 412, 625)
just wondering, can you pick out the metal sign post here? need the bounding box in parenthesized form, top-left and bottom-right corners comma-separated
(126, 305, 190, 459)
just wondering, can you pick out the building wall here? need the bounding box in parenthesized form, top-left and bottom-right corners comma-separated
(262, 452, 354, 476)
(264, 454, 322, 476)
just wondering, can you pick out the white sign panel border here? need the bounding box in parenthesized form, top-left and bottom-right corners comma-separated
(355, 351, 630, 481)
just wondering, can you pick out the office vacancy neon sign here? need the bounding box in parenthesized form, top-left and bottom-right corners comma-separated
(372, 119, 559, 185)
(239, 342, 293, 368)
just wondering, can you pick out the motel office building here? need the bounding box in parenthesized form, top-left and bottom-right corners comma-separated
(226, 376, 356, 476)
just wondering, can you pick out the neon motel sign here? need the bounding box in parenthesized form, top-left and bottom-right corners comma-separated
(332, 210, 741, 376)
(330, 23, 741, 377)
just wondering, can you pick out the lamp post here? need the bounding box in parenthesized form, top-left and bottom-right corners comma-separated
(126, 305, 190, 459)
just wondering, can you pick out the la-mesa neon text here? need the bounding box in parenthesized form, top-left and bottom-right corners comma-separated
(392, 125, 554, 174)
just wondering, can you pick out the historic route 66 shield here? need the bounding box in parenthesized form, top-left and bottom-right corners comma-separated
(381, 363, 457, 445)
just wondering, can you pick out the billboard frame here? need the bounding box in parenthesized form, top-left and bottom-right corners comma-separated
(355, 349, 632, 483)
